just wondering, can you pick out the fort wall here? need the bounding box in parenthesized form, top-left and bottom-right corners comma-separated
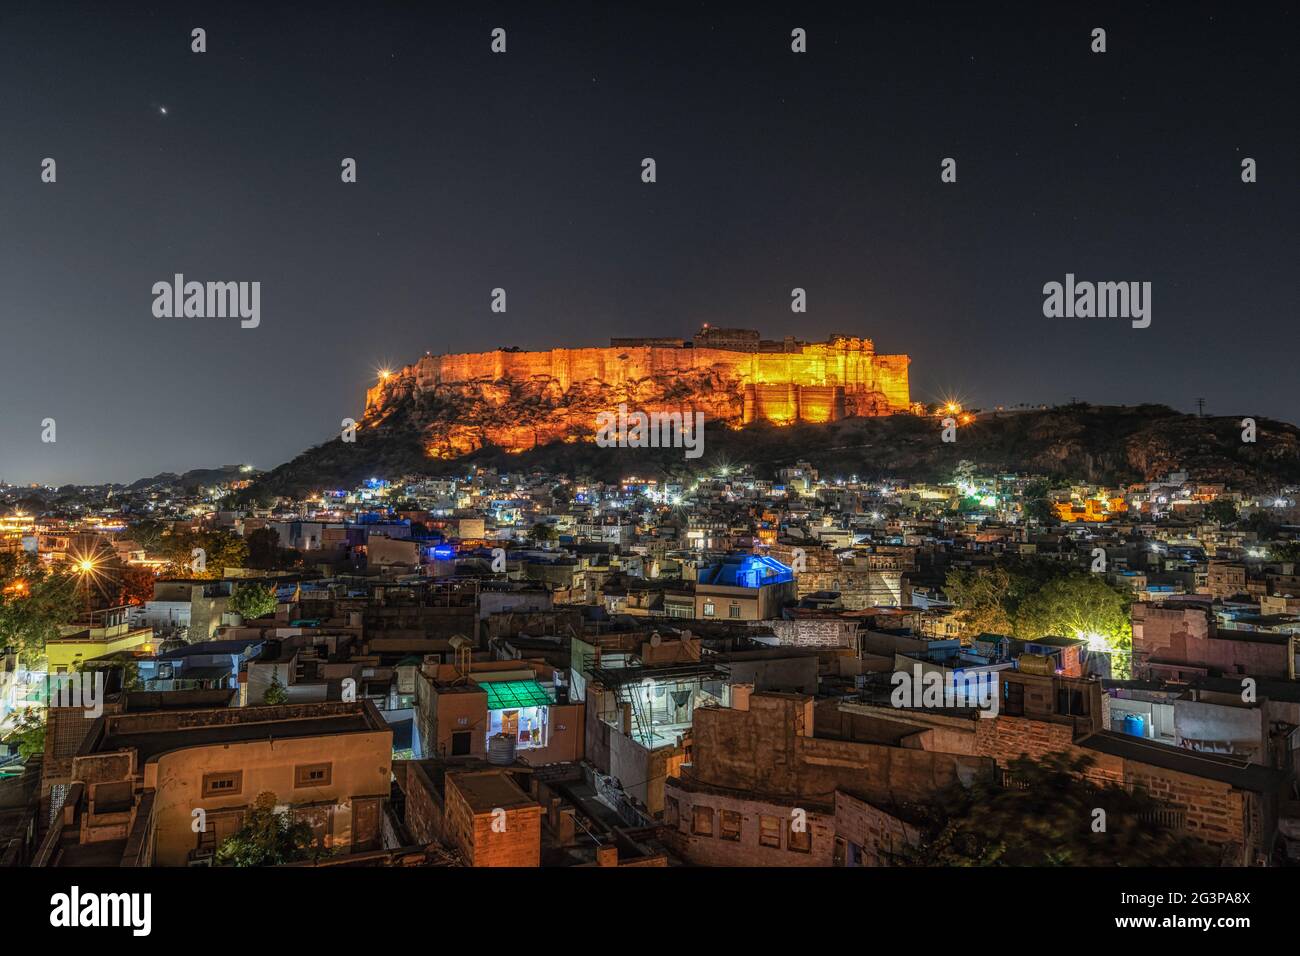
(366, 336, 910, 425)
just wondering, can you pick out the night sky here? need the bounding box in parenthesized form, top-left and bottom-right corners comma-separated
(1, 1, 1295, 486)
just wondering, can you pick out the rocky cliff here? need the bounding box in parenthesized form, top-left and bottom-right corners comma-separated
(362, 336, 911, 458)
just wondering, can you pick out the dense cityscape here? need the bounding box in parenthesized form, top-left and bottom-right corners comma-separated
(4, 335, 1299, 874)
(3, 0, 1293, 938)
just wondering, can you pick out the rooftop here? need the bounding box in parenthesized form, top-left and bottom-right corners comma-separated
(96, 703, 386, 763)
(450, 770, 536, 813)
(1077, 730, 1289, 793)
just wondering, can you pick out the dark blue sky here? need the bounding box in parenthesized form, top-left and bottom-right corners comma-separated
(1, 0, 1295, 485)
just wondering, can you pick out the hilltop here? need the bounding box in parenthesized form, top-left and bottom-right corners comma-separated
(244, 400, 1300, 499)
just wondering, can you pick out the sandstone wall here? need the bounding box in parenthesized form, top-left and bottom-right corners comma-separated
(366, 340, 911, 423)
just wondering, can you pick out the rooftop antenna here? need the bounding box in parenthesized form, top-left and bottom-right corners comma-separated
(1196, 398, 1206, 418)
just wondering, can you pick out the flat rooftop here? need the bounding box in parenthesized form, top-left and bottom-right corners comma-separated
(450, 771, 535, 813)
(101, 713, 379, 763)
(1077, 730, 1288, 793)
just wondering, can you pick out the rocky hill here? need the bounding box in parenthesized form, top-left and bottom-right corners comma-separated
(246, 399, 1300, 499)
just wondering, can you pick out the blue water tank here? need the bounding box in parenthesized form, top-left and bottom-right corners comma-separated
(1122, 713, 1146, 738)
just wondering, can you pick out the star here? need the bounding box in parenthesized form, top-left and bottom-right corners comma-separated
(159, 106, 168, 116)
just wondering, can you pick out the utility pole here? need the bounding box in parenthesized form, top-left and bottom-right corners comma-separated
(1196, 397, 1206, 418)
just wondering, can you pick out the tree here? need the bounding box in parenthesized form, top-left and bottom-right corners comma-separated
(531, 523, 557, 545)
(162, 528, 249, 579)
(1015, 572, 1132, 677)
(899, 752, 1218, 866)
(230, 583, 277, 620)
(117, 566, 156, 607)
(0, 552, 79, 664)
(3, 708, 46, 759)
(1021, 479, 1056, 525)
(1268, 541, 1300, 564)
(943, 567, 1015, 638)
(549, 482, 572, 507)
(1240, 510, 1281, 539)
(245, 527, 295, 571)
(1205, 499, 1238, 525)
(129, 519, 167, 556)
(215, 791, 319, 867)
(263, 666, 289, 705)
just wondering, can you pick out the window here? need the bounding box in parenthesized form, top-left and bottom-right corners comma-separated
(788, 819, 812, 853)
(451, 730, 472, 756)
(759, 815, 781, 848)
(703, 601, 715, 617)
(728, 604, 741, 619)
(692, 805, 714, 836)
(720, 809, 742, 841)
(665, 797, 679, 828)
(1003, 680, 1025, 717)
(202, 772, 242, 798)
(294, 763, 332, 788)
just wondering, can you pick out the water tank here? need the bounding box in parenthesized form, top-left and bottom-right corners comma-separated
(1122, 713, 1146, 738)
(487, 733, 516, 765)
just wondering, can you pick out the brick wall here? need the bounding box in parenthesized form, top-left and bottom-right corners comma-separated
(974, 715, 1079, 765)
(444, 778, 541, 867)
(400, 761, 447, 846)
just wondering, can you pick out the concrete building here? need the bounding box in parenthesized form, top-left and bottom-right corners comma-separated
(401, 762, 542, 866)
(34, 700, 392, 867)
(694, 553, 797, 621)
(46, 606, 156, 673)
(664, 688, 990, 866)
(413, 661, 583, 765)
(1132, 602, 1297, 681)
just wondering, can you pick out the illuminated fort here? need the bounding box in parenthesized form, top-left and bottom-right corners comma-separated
(364, 327, 911, 458)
